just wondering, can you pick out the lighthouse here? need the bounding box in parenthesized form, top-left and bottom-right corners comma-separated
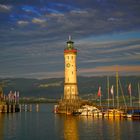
(55, 36, 81, 115)
(64, 36, 78, 100)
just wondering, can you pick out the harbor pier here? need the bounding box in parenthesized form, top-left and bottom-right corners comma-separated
(0, 103, 20, 113)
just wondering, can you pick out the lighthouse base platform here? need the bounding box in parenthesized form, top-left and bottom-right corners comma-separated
(54, 97, 81, 115)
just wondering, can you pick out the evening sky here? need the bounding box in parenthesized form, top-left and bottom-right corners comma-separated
(0, 0, 140, 78)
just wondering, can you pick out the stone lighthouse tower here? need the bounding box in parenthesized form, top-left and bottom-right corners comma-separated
(64, 36, 78, 100)
(55, 36, 81, 114)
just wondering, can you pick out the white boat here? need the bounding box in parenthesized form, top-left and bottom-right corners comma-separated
(92, 108, 103, 117)
(126, 109, 140, 119)
(80, 109, 93, 116)
(127, 114, 132, 118)
(76, 105, 102, 116)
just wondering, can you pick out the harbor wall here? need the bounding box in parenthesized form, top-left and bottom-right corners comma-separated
(0, 103, 20, 113)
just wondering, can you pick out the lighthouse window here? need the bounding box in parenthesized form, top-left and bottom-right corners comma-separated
(71, 56, 73, 59)
(68, 78, 69, 82)
(67, 56, 69, 59)
(72, 71, 73, 74)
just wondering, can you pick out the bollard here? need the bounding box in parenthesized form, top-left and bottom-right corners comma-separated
(0, 105, 3, 113)
(29, 104, 32, 112)
(4, 105, 7, 113)
(25, 104, 27, 112)
(36, 104, 39, 112)
(9, 105, 11, 113)
(19, 104, 21, 112)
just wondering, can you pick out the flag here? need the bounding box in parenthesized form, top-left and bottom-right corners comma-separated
(128, 83, 132, 95)
(14, 91, 16, 98)
(8, 91, 12, 100)
(110, 85, 114, 95)
(17, 91, 19, 101)
(97, 86, 101, 97)
(17, 91, 19, 98)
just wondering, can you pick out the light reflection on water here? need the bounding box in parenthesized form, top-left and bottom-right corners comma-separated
(0, 104, 140, 140)
(63, 116, 79, 140)
(0, 114, 4, 140)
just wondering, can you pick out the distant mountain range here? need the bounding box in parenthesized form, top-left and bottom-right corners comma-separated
(0, 76, 140, 99)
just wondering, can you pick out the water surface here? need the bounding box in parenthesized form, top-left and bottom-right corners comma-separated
(0, 104, 140, 140)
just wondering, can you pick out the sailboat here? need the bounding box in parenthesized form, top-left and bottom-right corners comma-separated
(126, 83, 140, 119)
(104, 72, 127, 117)
(104, 109, 125, 117)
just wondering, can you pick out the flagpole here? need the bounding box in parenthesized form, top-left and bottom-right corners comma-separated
(130, 92, 132, 107)
(119, 79, 127, 110)
(107, 76, 110, 108)
(110, 85, 114, 107)
(138, 83, 140, 108)
(98, 86, 102, 106)
(113, 91, 114, 107)
(116, 72, 119, 108)
(129, 83, 132, 107)
(112, 86, 115, 107)
(100, 95, 101, 106)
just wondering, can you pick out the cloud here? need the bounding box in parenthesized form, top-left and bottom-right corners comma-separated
(70, 9, 88, 15)
(46, 12, 64, 19)
(0, 1, 140, 78)
(0, 71, 63, 79)
(38, 3, 139, 40)
(79, 65, 140, 76)
(0, 4, 12, 12)
(2, 1, 140, 38)
(99, 44, 140, 54)
(21, 5, 41, 16)
(17, 20, 29, 26)
(32, 18, 47, 26)
(25, 71, 63, 79)
(77, 38, 140, 64)
(82, 53, 140, 64)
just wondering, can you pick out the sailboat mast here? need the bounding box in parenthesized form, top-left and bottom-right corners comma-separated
(119, 79, 127, 110)
(116, 72, 119, 108)
(138, 83, 140, 108)
(100, 95, 101, 106)
(130, 83, 132, 107)
(113, 87, 115, 107)
(107, 76, 110, 108)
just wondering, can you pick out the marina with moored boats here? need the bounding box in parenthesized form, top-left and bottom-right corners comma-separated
(55, 104, 140, 119)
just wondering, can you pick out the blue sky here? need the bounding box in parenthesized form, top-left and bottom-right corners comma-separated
(0, 0, 140, 78)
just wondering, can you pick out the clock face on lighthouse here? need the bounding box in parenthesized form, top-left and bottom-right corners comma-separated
(66, 63, 70, 67)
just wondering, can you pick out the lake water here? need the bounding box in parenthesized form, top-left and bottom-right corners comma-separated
(0, 104, 140, 140)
